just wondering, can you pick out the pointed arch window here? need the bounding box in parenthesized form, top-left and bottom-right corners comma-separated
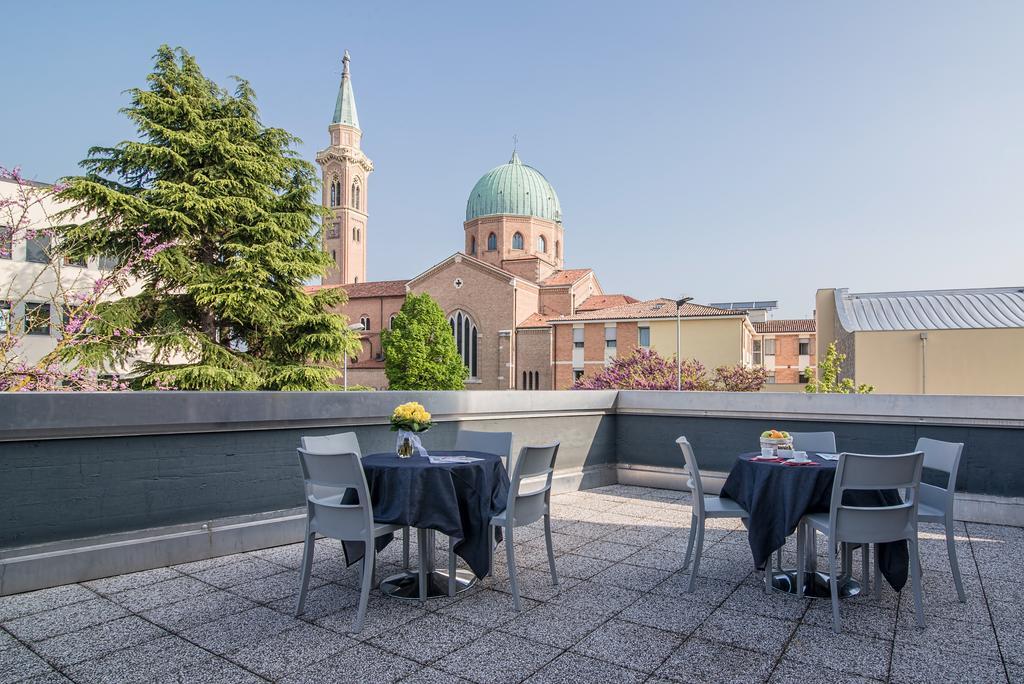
(330, 177, 341, 207)
(470, 235, 476, 255)
(352, 177, 361, 210)
(389, 314, 398, 329)
(555, 241, 561, 259)
(359, 315, 370, 330)
(512, 232, 524, 250)
(537, 235, 547, 253)
(448, 310, 478, 378)
(486, 233, 497, 251)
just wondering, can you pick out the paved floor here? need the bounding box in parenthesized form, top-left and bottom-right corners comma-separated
(1, 485, 1021, 683)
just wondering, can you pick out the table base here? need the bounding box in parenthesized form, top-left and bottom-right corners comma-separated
(380, 569, 477, 601)
(767, 570, 862, 599)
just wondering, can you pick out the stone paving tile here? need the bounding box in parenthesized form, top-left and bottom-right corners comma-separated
(696, 607, 797, 657)
(246, 542, 306, 569)
(267, 582, 360, 620)
(498, 602, 608, 649)
(32, 616, 166, 669)
(64, 634, 211, 683)
(82, 567, 184, 595)
(435, 588, 538, 628)
(619, 546, 689, 572)
(434, 631, 560, 684)
(16, 671, 71, 684)
(368, 613, 478, 665)
(487, 568, 579, 602)
(768, 657, 883, 683)
(316, 595, 428, 640)
(140, 590, 257, 632)
(0, 643, 53, 682)
(649, 573, 739, 604)
(591, 561, 673, 592)
(171, 554, 244, 575)
(2, 598, 129, 642)
(598, 524, 674, 547)
(181, 606, 300, 655)
(616, 592, 715, 635)
(0, 585, 98, 622)
(571, 618, 682, 674)
(802, 599, 897, 640)
(107, 576, 215, 613)
(654, 637, 776, 683)
(888, 639, 1008, 684)
(189, 556, 285, 589)
(401, 668, 474, 683)
(227, 623, 357, 679)
(160, 656, 265, 683)
(573, 539, 642, 562)
(720, 584, 810, 621)
(280, 642, 419, 684)
(547, 580, 642, 616)
(226, 568, 328, 604)
(785, 624, 892, 681)
(525, 651, 647, 683)
(544, 553, 613, 580)
(895, 611, 1001, 661)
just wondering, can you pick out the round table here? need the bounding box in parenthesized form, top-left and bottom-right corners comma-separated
(345, 450, 509, 601)
(720, 452, 909, 599)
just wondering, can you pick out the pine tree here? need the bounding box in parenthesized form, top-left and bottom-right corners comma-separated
(56, 46, 358, 390)
(382, 293, 467, 390)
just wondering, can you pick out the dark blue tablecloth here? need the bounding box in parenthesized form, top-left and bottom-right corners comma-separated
(342, 450, 509, 578)
(721, 452, 909, 591)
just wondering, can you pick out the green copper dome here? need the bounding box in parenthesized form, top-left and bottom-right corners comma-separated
(465, 152, 562, 223)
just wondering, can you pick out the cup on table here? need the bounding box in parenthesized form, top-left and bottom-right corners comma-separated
(760, 447, 774, 459)
(790, 450, 810, 463)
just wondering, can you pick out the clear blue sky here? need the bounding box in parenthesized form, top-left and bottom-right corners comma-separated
(4, 1, 1023, 318)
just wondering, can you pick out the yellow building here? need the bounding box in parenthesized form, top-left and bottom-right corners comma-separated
(816, 287, 1024, 395)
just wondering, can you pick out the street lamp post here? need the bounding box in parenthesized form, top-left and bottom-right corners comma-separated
(675, 296, 693, 391)
(344, 322, 365, 390)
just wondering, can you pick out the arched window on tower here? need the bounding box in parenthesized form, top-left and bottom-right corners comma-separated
(329, 177, 338, 207)
(470, 236, 476, 256)
(352, 178, 361, 210)
(555, 241, 561, 259)
(512, 232, 524, 250)
(537, 235, 547, 253)
(487, 233, 497, 251)
(448, 310, 478, 378)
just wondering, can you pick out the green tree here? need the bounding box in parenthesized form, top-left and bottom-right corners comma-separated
(804, 342, 874, 394)
(55, 46, 358, 390)
(382, 293, 467, 390)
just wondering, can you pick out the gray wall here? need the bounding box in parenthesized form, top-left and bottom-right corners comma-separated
(2, 389, 1022, 550)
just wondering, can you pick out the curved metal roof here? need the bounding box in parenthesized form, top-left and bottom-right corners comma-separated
(835, 287, 1024, 331)
(465, 152, 562, 223)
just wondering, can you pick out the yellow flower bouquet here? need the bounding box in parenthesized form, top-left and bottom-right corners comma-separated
(390, 402, 433, 457)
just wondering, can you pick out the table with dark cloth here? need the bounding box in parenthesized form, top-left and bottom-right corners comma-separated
(342, 450, 509, 578)
(721, 452, 909, 591)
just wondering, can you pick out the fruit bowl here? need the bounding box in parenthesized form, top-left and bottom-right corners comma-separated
(760, 430, 793, 455)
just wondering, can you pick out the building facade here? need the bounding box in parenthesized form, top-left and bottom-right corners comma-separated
(816, 286, 1024, 395)
(752, 319, 816, 390)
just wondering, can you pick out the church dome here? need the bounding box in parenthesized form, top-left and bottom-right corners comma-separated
(465, 152, 562, 223)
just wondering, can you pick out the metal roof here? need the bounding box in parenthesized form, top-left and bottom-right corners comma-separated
(465, 152, 562, 223)
(332, 51, 360, 128)
(709, 300, 778, 311)
(835, 287, 1024, 332)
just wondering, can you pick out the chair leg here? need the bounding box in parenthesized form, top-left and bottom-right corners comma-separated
(861, 543, 870, 593)
(543, 513, 558, 586)
(402, 526, 410, 570)
(682, 515, 698, 571)
(487, 524, 495, 578)
(945, 515, 967, 603)
(505, 525, 521, 611)
(352, 543, 374, 633)
(828, 540, 841, 633)
(447, 539, 457, 598)
(294, 531, 316, 616)
(796, 522, 805, 598)
(687, 519, 705, 593)
(909, 536, 926, 628)
(874, 543, 882, 601)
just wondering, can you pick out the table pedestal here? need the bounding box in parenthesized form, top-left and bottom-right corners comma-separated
(764, 530, 863, 599)
(380, 529, 477, 601)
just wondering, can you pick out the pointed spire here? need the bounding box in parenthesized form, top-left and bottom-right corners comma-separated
(509, 135, 521, 164)
(332, 50, 360, 129)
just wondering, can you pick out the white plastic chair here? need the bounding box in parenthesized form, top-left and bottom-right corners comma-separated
(676, 437, 750, 593)
(490, 443, 560, 611)
(797, 451, 926, 633)
(790, 431, 837, 453)
(294, 436, 401, 633)
(915, 437, 966, 602)
(302, 433, 410, 570)
(447, 429, 514, 595)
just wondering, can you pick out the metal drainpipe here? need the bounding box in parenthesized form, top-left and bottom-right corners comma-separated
(920, 332, 928, 394)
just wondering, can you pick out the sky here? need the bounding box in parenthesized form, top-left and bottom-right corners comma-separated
(4, 1, 1023, 319)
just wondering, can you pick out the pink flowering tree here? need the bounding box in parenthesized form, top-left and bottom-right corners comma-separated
(572, 347, 768, 392)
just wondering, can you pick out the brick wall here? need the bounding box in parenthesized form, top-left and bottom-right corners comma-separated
(515, 328, 553, 389)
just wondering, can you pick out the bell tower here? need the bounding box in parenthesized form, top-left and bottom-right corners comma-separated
(316, 50, 373, 285)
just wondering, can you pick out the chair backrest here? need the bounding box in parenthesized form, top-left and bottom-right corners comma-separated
(830, 451, 924, 545)
(790, 431, 837, 453)
(505, 443, 559, 526)
(455, 430, 513, 463)
(915, 437, 964, 511)
(301, 432, 362, 459)
(675, 437, 705, 518)
(296, 443, 374, 542)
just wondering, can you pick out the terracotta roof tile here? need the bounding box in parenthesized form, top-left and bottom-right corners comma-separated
(753, 319, 816, 334)
(577, 294, 640, 311)
(539, 269, 592, 287)
(517, 313, 552, 329)
(305, 280, 409, 298)
(552, 298, 741, 323)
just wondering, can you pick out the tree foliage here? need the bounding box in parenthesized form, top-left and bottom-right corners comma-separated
(382, 293, 467, 390)
(804, 342, 873, 394)
(573, 348, 768, 391)
(54, 46, 358, 390)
